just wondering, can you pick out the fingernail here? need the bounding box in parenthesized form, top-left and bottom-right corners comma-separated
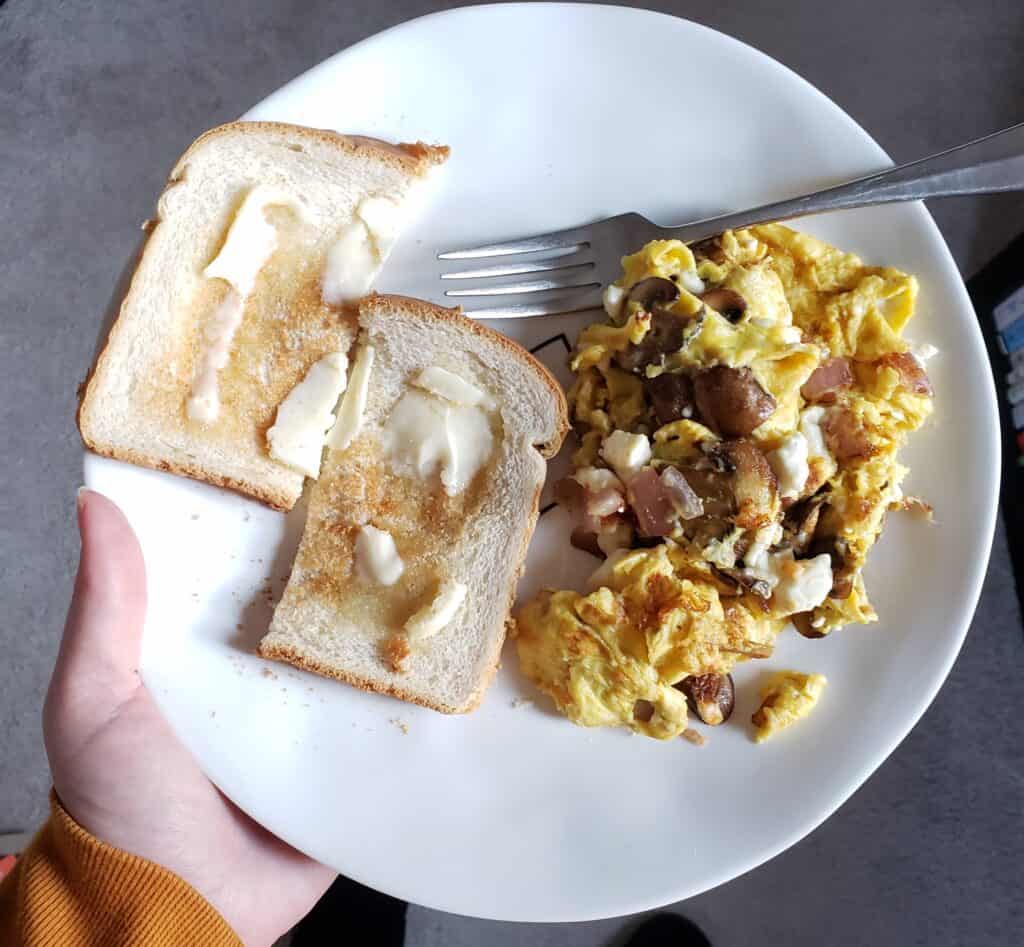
(76, 486, 92, 512)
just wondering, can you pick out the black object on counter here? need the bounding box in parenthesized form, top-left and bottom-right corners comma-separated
(967, 232, 1024, 620)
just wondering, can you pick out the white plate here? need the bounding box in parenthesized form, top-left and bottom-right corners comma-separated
(84, 3, 999, 922)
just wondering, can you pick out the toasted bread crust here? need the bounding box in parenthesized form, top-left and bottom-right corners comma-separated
(364, 293, 570, 458)
(171, 121, 450, 184)
(77, 122, 449, 511)
(258, 295, 569, 711)
(256, 639, 479, 714)
(358, 296, 566, 712)
(81, 439, 295, 511)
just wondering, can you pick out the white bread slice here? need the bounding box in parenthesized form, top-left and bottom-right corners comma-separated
(78, 121, 448, 510)
(258, 295, 569, 713)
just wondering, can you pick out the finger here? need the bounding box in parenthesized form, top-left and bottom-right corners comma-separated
(51, 488, 147, 701)
(0, 855, 17, 881)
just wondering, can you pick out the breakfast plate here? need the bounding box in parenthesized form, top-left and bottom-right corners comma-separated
(83, 3, 999, 922)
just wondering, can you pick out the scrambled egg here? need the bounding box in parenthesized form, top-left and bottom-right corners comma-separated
(752, 671, 828, 742)
(515, 225, 934, 741)
(517, 546, 777, 739)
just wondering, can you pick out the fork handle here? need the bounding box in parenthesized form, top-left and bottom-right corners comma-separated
(670, 121, 1024, 241)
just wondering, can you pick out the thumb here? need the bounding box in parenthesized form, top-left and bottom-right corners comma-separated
(47, 489, 148, 720)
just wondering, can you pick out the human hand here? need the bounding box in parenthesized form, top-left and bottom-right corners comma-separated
(44, 489, 335, 946)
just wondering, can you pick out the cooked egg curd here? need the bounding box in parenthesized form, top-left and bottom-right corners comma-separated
(752, 671, 828, 742)
(515, 226, 933, 741)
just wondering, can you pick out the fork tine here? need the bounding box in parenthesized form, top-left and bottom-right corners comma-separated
(441, 250, 593, 280)
(459, 285, 604, 319)
(437, 225, 592, 260)
(444, 274, 600, 297)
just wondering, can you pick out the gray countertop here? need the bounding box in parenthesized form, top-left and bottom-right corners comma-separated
(2, 1, 1022, 944)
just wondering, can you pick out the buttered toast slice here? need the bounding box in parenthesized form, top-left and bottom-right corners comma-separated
(79, 121, 447, 510)
(258, 295, 569, 713)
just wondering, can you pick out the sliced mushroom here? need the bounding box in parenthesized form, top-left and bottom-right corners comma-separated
(711, 439, 778, 530)
(809, 534, 855, 599)
(830, 568, 855, 600)
(554, 476, 585, 511)
(689, 236, 725, 262)
(676, 464, 735, 521)
(698, 288, 747, 322)
(570, 526, 603, 558)
(702, 440, 736, 474)
(783, 492, 829, 556)
(627, 276, 680, 309)
(633, 698, 656, 723)
(615, 308, 687, 373)
(675, 673, 735, 725)
(792, 612, 829, 639)
(801, 357, 853, 404)
(711, 566, 773, 599)
(693, 365, 776, 437)
(644, 372, 695, 426)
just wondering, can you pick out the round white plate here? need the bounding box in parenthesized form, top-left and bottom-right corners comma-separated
(85, 3, 999, 922)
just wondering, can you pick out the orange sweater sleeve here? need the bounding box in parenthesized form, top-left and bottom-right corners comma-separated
(0, 793, 241, 946)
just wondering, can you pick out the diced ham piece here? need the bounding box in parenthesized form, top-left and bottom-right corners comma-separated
(660, 466, 703, 519)
(877, 351, 933, 397)
(822, 408, 872, 461)
(801, 357, 853, 404)
(587, 486, 626, 518)
(626, 467, 678, 538)
(558, 468, 628, 555)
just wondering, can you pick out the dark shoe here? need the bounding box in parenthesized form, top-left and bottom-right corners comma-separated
(624, 912, 713, 947)
(290, 875, 406, 946)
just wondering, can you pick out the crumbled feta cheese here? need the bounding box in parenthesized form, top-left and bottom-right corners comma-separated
(751, 552, 834, 614)
(701, 527, 745, 569)
(767, 432, 810, 499)
(743, 523, 784, 572)
(910, 341, 939, 365)
(574, 466, 624, 493)
(679, 270, 705, 295)
(799, 406, 831, 463)
(603, 283, 626, 319)
(600, 430, 652, 480)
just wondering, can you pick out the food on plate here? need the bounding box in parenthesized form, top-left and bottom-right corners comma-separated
(77, 124, 571, 715)
(258, 295, 568, 713)
(78, 121, 448, 510)
(515, 225, 935, 740)
(751, 671, 827, 742)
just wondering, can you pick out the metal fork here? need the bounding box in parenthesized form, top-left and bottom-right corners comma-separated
(437, 122, 1024, 319)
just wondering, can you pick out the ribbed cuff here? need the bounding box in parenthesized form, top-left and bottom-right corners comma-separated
(4, 791, 242, 946)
